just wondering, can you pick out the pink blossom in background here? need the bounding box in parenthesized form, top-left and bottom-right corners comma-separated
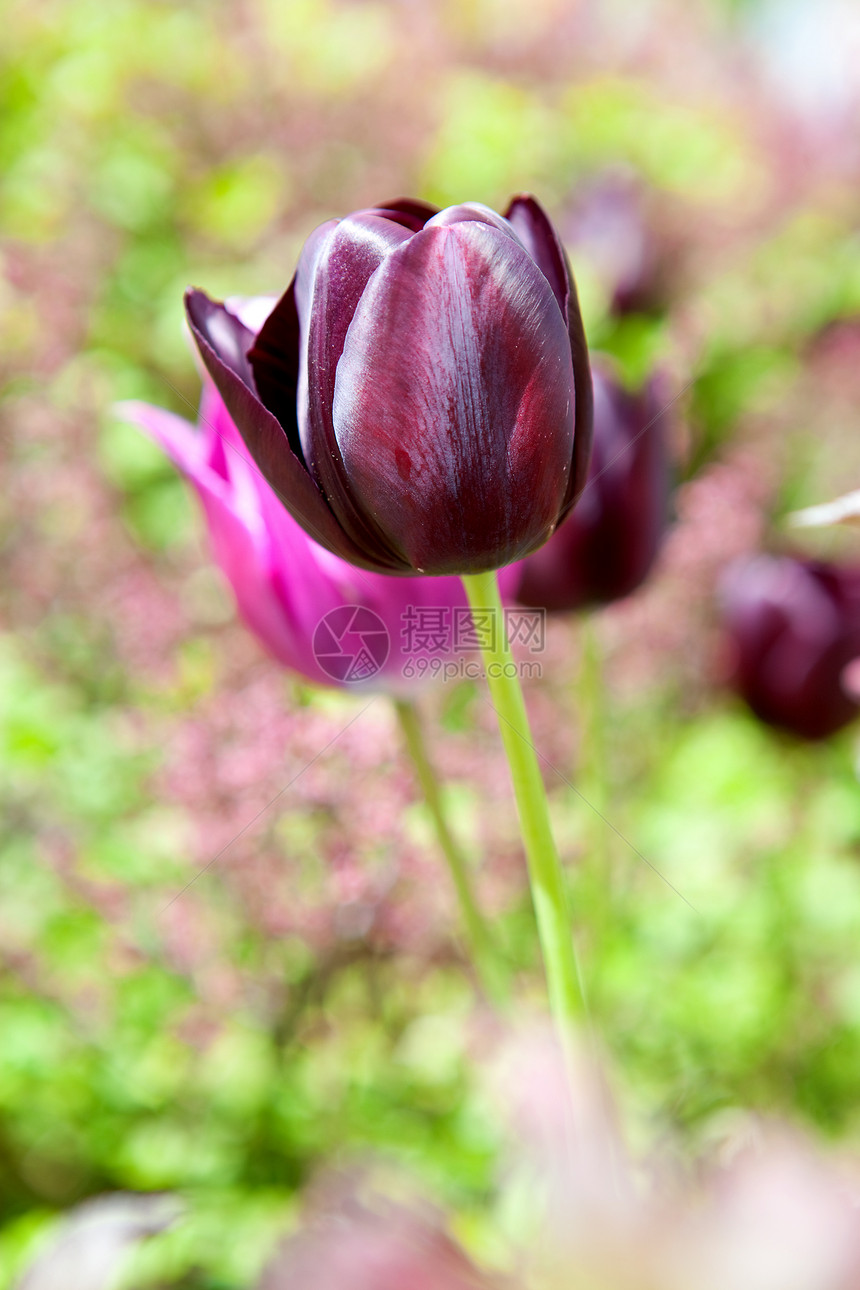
(251, 1031, 860, 1290)
(260, 1199, 497, 1290)
(495, 1033, 860, 1290)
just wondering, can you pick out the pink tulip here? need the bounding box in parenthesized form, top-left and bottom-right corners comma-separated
(119, 314, 506, 691)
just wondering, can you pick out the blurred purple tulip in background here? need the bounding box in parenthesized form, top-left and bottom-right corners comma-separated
(514, 362, 671, 613)
(184, 195, 593, 577)
(562, 170, 675, 318)
(720, 554, 860, 740)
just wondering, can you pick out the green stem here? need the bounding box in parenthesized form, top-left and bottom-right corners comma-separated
(393, 697, 507, 1005)
(579, 617, 612, 977)
(461, 571, 588, 1041)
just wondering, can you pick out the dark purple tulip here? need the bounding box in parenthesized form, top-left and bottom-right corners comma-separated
(720, 554, 860, 740)
(513, 363, 670, 612)
(184, 196, 592, 577)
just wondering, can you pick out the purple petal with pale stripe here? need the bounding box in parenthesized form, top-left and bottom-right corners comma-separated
(249, 221, 336, 467)
(506, 195, 593, 509)
(185, 288, 401, 572)
(249, 214, 414, 571)
(426, 202, 525, 243)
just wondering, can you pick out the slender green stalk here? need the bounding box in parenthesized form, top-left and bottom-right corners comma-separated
(579, 617, 612, 973)
(393, 697, 507, 1005)
(462, 571, 588, 1041)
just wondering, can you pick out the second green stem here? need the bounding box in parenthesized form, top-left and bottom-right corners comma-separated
(394, 697, 506, 1005)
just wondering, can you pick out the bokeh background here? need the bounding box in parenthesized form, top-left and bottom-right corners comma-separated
(3, 0, 860, 1283)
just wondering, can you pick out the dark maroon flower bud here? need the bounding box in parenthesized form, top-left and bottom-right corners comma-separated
(185, 195, 592, 577)
(513, 363, 670, 612)
(720, 554, 860, 740)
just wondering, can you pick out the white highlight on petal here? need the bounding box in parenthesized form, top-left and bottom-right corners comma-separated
(225, 294, 278, 334)
(788, 490, 860, 529)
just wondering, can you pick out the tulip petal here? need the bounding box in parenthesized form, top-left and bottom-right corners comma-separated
(115, 400, 204, 480)
(426, 202, 525, 242)
(185, 288, 386, 571)
(504, 195, 568, 314)
(295, 212, 412, 477)
(333, 221, 576, 575)
(121, 393, 375, 684)
(225, 293, 278, 334)
(249, 221, 335, 465)
(15, 1193, 182, 1290)
(372, 197, 439, 231)
(506, 195, 593, 509)
(789, 489, 860, 529)
(276, 212, 415, 572)
(118, 398, 306, 669)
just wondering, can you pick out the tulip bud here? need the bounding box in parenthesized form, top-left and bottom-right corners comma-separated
(720, 554, 860, 740)
(513, 363, 670, 612)
(184, 195, 592, 577)
(119, 338, 503, 692)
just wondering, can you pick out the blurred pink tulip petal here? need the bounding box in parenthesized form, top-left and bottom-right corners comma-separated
(258, 1199, 500, 1290)
(119, 384, 512, 691)
(494, 1028, 636, 1245)
(491, 1031, 860, 1290)
(686, 1131, 860, 1290)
